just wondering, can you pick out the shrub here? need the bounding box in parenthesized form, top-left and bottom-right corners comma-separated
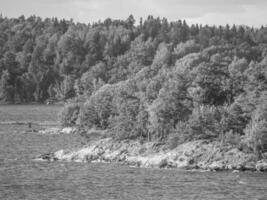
(220, 103, 250, 135)
(60, 102, 80, 127)
(219, 130, 242, 147)
(243, 102, 267, 158)
(179, 105, 224, 140)
(173, 40, 201, 59)
(80, 84, 117, 129)
(166, 132, 182, 149)
(111, 116, 139, 140)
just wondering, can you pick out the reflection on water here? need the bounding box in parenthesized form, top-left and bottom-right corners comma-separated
(0, 127, 267, 200)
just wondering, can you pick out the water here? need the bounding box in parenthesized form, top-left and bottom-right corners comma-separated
(0, 126, 267, 200)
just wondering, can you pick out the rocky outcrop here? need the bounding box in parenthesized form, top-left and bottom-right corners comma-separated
(35, 138, 267, 171)
(256, 159, 267, 171)
(38, 127, 77, 135)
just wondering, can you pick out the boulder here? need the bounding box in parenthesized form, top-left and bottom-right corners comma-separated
(35, 152, 57, 161)
(61, 127, 76, 134)
(34, 138, 263, 171)
(174, 155, 192, 169)
(232, 170, 239, 173)
(38, 127, 77, 135)
(208, 161, 225, 171)
(38, 128, 61, 135)
(256, 159, 267, 171)
(243, 162, 256, 171)
(54, 149, 74, 161)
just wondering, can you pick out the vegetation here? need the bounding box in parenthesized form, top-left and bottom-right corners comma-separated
(0, 15, 266, 156)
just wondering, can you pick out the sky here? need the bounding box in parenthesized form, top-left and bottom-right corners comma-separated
(0, 0, 267, 27)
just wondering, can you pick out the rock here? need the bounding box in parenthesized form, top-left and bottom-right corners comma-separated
(208, 161, 225, 171)
(196, 162, 208, 170)
(158, 159, 168, 168)
(34, 137, 262, 171)
(54, 149, 66, 159)
(175, 156, 191, 169)
(35, 152, 57, 161)
(256, 159, 267, 171)
(38, 127, 77, 135)
(38, 128, 61, 135)
(235, 164, 243, 171)
(225, 164, 233, 170)
(232, 170, 239, 173)
(61, 127, 76, 134)
(244, 162, 256, 171)
(54, 149, 74, 161)
(263, 152, 267, 159)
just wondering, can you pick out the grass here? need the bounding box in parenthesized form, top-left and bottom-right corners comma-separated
(0, 105, 63, 124)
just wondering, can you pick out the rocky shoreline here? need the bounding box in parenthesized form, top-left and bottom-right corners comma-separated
(37, 127, 77, 135)
(35, 134, 267, 172)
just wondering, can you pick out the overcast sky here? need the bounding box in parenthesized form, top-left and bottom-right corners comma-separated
(0, 0, 267, 27)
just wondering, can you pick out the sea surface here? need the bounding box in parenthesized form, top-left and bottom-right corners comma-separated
(0, 125, 267, 200)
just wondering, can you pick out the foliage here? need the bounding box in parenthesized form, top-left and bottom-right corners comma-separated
(0, 15, 267, 152)
(175, 106, 225, 140)
(60, 102, 80, 127)
(81, 84, 117, 129)
(243, 101, 267, 158)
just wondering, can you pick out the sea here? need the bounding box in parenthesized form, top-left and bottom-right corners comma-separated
(0, 125, 267, 200)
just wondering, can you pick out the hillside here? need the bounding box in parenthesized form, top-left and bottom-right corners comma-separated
(0, 15, 266, 158)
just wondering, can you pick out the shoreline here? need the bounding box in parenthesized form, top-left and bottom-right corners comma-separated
(35, 129, 267, 172)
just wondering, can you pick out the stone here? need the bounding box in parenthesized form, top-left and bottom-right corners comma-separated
(35, 152, 57, 161)
(173, 155, 193, 169)
(244, 162, 256, 171)
(208, 161, 225, 171)
(256, 159, 267, 171)
(54, 149, 66, 159)
(34, 137, 261, 171)
(232, 170, 239, 173)
(38, 128, 61, 135)
(61, 127, 76, 134)
(158, 159, 168, 168)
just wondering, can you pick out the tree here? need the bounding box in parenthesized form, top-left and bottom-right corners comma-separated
(148, 76, 192, 140)
(0, 70, 14, 102)
(3, 51, 19, 74)
(228, 57, 248, 97)
(151, 42, 171, 71)
(126, 15, 135, 29)
(82, 84, 117, 129)
(244, 100, 267, 158)
(192, 57, 231, 106)
(112, 81, 140, 139)
(173, 40, 201, 60)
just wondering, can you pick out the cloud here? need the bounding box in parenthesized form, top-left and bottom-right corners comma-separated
(66, 0, 246, 22)
(0, 0, 267, 26)
(186, 4, 267, 26)
(66, 0, 266, 24)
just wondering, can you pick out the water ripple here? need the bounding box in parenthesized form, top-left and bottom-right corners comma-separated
(0, 128, 267, 200)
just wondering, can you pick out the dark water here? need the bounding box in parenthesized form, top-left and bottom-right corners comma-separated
(0, 126, 267, 200)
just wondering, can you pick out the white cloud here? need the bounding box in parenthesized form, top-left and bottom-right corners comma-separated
(186, 4, 267, 26)
(0, 0, 267, 26)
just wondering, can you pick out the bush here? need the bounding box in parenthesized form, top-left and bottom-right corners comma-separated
(243, 103, 267, 158)
(173, 40, 201, 59)
(166, 132, 182, 149)
(60, 102, 80, 127)
(80, 84, 117, 129)
(221, 103, 249, 135)
(219, 130, 242, 147)
(178, 105, 224, 140)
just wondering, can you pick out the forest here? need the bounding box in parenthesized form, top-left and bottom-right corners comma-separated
(0, 15, 266, 156)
